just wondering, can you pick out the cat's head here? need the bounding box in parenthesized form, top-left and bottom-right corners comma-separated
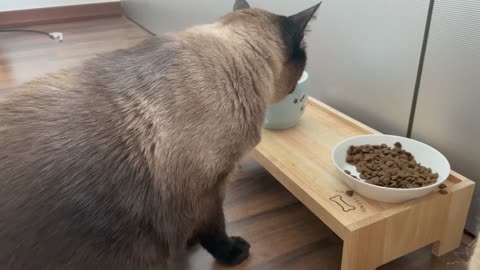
(224, 0, 321, 104)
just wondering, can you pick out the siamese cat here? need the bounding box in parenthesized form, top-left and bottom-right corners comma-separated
(0, 0, 320, 269)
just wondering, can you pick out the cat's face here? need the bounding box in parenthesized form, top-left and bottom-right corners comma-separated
(227, 0, 321, 103)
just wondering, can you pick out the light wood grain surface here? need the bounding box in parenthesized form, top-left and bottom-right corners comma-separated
(0, 17, 150, 97)
(252, 98, 475, 269)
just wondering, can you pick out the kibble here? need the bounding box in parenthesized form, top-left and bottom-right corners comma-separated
(344, 170, 351, 175)
(439, 183, 447, 189)
(346, 142, 439, 189)
(346, 190, 354, 197)
(439, 189, 448, 195)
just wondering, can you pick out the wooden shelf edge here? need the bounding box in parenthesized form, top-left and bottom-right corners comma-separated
(307, 97, 380, 135)
(251, 148, 351, 238)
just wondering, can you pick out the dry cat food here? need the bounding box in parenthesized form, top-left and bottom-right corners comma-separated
(346, 190, 354, 197)
(346, 143, 439, 188)
(439, 189, 448, 195)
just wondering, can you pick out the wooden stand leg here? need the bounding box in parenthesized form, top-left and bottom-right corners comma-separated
(341, 222, 386, 270)
(432, 183, 475, 256)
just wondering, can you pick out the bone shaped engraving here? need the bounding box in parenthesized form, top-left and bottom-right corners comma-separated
(329, 195, 356, 212)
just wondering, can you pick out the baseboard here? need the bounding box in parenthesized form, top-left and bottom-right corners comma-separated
(0, 2, 123, 28)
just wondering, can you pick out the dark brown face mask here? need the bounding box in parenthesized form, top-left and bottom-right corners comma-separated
(233, 0, 320, 102)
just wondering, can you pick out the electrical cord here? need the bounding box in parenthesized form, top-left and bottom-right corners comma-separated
(0, 29, 63, 42)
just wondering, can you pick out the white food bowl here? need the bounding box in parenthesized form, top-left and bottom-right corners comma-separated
(331, 134, 450, 203)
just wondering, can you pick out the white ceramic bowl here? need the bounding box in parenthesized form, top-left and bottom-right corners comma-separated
(331, 135, 450, 203)
(263, 71, 309, 130)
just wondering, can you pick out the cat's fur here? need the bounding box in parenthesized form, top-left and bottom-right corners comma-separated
(0, 0, 320, 269)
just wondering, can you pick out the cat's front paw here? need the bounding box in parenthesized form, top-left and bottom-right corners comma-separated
(216, 236, 250, 266)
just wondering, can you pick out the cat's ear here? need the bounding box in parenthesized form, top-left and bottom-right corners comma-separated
(233, 0, 250, 11)
(288, 2, 322, 35)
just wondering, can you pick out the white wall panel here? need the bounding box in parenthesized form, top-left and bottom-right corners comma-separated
(124, 0, 428, 135)
(411, 0, 480, 234)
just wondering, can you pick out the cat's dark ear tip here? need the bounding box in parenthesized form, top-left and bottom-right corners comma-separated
(289, 2, 323, 33)
(233, 0, 250, 11)
(309, 2, 323, 18)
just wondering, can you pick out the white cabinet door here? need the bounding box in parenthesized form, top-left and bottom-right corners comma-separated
(411, 0, 480, 235)
(307, 0, 429, 135)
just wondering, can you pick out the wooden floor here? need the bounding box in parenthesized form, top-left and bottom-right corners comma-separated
(0, 17, 474, 269)
(0, 17, 150, 95)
